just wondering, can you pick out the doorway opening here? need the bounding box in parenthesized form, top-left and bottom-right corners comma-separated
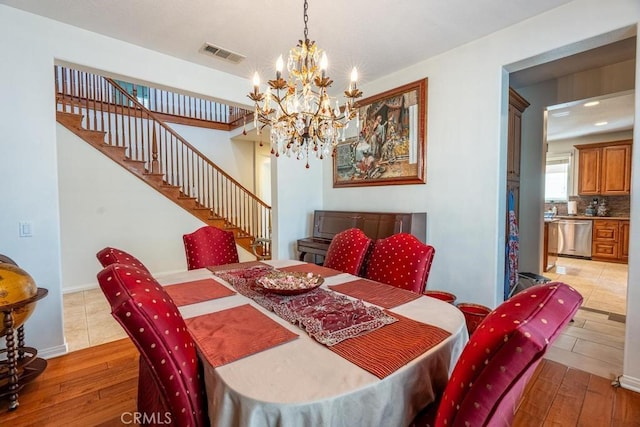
(505, 31, 636, 379)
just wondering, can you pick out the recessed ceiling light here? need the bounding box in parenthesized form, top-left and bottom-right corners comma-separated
(584, 101, 600, 107)
(594, 121, 608, 126)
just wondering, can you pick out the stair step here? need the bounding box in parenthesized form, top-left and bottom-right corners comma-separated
(122, 158, 147, 174)
(159, 185, 181, 195)
(100, 144, 128, 159)
(193, 208, 215, 222)
(143, 172, 165, 185)
(177, 198, 199, 210)
(75, 129, 107, 146)
(56, 111, 84, 129)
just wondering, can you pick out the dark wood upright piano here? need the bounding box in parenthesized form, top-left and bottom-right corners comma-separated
(297, 210, 427, 262)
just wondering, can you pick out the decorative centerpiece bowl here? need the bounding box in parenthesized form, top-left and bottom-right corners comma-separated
(256, 271, 324, 295)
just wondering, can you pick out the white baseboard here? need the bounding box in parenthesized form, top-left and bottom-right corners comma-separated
(39, 343, 69, 359)
(619, 374, 640, 393)
(63, 268, 187, 294)
(63, 283, 99, 294)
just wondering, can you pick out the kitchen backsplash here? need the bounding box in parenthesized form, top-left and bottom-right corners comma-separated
(545, 195, 630, 217)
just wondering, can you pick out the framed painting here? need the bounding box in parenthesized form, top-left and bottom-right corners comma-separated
(333, 78, 427, 187)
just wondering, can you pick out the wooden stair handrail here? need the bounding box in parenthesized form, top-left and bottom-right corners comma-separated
(102, 77, 270, 211)
(55, 66, 271, 251)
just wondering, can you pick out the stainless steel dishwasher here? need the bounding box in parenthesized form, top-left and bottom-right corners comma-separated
(557, 219, 593, 258)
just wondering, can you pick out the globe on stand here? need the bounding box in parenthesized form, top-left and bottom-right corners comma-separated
(0, 264, 38, 334)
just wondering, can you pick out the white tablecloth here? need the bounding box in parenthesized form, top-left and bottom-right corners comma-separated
(158, 260, 468, 427)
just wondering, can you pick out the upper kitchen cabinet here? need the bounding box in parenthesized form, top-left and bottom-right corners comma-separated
(575, 140, 632, 195)
(507, 88, 530, 181)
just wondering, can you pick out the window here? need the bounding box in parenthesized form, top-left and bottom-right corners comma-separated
(545, 153, 572, 201)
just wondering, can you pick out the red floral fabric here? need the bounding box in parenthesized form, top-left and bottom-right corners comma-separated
(183, 226, 239, 270)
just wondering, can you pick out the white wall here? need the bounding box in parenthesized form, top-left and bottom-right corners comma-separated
(166, 123, 255, 192)
(321, 0, 640, 388)
(272, 155, 324, 259)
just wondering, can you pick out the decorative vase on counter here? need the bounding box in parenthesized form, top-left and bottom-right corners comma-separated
(585, 200, 597, 216)
(597, 199, 610, 217)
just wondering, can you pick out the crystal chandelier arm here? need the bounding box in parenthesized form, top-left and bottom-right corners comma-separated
(246, 0, 363, 167)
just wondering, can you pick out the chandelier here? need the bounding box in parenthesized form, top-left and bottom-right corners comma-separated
(248, 0, 363, 168)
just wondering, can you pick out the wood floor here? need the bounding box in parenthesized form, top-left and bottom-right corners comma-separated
(1, 339, 638, 426)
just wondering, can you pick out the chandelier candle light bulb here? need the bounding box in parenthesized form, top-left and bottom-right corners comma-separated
(248, 0, 363, 168)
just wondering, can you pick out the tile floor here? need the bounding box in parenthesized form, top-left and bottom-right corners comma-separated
(63, 257, 629, 379)
(542, 256, 628, 380)
(63, 287, 126, 352)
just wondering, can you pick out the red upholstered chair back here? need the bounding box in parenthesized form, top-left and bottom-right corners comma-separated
(323, 228, 373, 275)
(363, 233, 435, 294)
(435, 282, 582, 427)
(96, 247, 151, 275)
(97, 264, 207, 426)
(183, 226, 240, 270)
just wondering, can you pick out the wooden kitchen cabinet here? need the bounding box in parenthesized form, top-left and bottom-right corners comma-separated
(620, 220, 630, 262)
(601, 144, 632, 194)
(592, 218, 629, 263)
(505, 88, 529, 240)
(576, 146, 601, 195)
(575, 140, 632, 195)
(507, 88, 529, 181)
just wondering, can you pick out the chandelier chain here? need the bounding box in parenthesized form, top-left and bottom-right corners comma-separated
(303, 0, 309, 40)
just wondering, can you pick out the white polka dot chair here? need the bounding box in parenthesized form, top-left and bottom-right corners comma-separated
(411, 282, 582, 427)
(96, 246, 152, 275)
(183, 226, 240, 270)
(323, 228, 373, 275)
(97, 264, 207, 426)
(363, 233, 436, 294)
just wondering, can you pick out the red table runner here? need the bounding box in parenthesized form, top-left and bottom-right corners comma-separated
(185, 304, 298, 367)
(164, 278, 235, 307)
(330, 311, 451, 379)
(329, 279, 421, 309)
(216, 267, 396, 346)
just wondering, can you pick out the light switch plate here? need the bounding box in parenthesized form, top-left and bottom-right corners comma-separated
(19, 221, 33, 237)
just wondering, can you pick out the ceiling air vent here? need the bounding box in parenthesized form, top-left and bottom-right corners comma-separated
(201, 43, 245, 64)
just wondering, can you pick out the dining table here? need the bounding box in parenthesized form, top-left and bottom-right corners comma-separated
(156, 259, 468, 427)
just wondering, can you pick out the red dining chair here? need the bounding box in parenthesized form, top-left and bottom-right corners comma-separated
(323, 228, 373, 275)
(363, 233, 435, 294)
(183, 226, 239, 270)
(411, 282, 582, 427)
(96, 246, 152, 275)
(97, 264, 207, 426)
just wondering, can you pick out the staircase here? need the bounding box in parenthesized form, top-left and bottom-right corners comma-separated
(54, 66, 271, 259)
